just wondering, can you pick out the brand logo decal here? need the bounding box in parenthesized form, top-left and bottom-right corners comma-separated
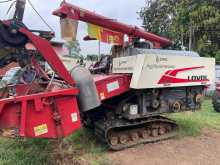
(158, 66, 209, 84)
(188, 75, 208, 81)
(119, 60, 127, 66)
(156, 56, 168, 63)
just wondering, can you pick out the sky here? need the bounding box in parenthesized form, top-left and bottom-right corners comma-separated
(0, 0, 146, 55)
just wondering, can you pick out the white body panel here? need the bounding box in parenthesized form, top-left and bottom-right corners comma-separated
(113, 50, 215, 89)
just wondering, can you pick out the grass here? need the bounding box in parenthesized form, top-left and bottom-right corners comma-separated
(170, 99, 220, 137)
(0, 99, 219, 165)
(0, 138, 53, 165)
(0, 130, 109, 165)
(58, 129, 109, 165)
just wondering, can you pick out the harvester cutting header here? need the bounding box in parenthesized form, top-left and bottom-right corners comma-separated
(0, 0, 215, 150)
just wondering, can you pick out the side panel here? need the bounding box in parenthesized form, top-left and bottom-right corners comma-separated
(113, 56, 137, 73)
(0, 88, 81, 138)
(94, 74, 131, 101)
(113, 54, 215, 89)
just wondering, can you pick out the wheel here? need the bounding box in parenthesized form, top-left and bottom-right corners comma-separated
(172, 101, 181, 112)
(159, 126, 166, 135)
(166, 125, 172, 132)
(109, 136, 118, 146)
(140, 130, 150, 139)
(212, 91, 220, 113)
(130, 132, 139, 142)
(119, 134, 129, 144)
(151, 129, 159, 137)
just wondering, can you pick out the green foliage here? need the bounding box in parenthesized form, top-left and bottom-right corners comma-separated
(65, 40, 82, 59)
(86, 54, 99, 61)
(65, 129, 107, 154)
(0, 138, 53, 165)
(57, 129, 108, 164)
(139, 0, 220, 57)
(0, 130, 108, 165)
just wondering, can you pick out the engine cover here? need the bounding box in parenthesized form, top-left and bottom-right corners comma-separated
(112, 49, 215, 89)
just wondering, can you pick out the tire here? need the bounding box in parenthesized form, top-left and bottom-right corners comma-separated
(212, 90, 220, 113)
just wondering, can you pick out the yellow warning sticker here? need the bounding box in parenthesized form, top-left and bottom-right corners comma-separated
(34, 124, 48, 136)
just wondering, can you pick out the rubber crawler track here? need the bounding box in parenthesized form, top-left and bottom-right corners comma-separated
(95, 116, 178, 151)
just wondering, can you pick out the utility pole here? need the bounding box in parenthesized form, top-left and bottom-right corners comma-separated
(189, 24, 193, 51)
(188, 5, 193, 51)
(98, 40, 101, 59)
(13, 0, 26, 21)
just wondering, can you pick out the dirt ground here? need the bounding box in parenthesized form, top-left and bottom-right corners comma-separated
(108, 129, 220, 165)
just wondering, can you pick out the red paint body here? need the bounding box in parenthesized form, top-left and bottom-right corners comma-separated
(0, 2, 172, 139)
(53, 2, 171, 48)
(0, 20, 82, 138)
(94, 74, 131, 101)
(0, 20, 134, 138)
(0, 88, 81, 138)
(19, 28, 76, 87)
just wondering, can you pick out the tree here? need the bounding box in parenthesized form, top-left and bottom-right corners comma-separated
(65, 40, 82, 58)
(86, 54, 99, 61)
(139, 0, 220, 57)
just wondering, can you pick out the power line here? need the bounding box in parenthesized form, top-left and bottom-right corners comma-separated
(0, 0, 14, 3)
(6, 1, 16, 15)
(27, 0, 54, 32)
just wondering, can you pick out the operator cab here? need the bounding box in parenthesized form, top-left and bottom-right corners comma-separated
(89, 55, 112, 74)
(89, 40, 153, 74)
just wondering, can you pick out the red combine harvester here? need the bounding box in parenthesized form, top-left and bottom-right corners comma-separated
(0, 0, 215, 150)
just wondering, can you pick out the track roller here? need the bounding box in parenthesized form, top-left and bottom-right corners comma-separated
(95, 116, 178, 150)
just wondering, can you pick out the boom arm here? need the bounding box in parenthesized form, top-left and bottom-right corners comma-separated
(53, 2, 172, 48)
(19, 27, 76, 86)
